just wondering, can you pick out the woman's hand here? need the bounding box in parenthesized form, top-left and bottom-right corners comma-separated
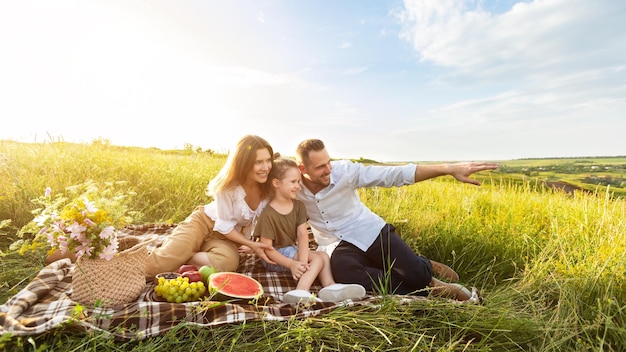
(249, 241, 278, 265)
(238, 245, 253, 254)
(223, 229, 278, 264)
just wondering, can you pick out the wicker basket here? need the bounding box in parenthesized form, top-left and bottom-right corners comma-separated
(71, 236, 148, 307)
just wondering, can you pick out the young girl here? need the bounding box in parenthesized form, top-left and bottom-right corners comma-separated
(253, 157, 365, 304)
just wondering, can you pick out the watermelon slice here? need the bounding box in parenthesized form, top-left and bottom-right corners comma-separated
(208, 272, 264, 302)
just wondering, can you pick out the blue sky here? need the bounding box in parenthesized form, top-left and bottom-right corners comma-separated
(1, 0, 624, 162)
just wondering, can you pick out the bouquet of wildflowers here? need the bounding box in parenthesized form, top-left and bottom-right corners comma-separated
(15, 181, 141, 261)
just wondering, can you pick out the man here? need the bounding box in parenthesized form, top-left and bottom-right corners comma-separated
(295, 139, 498, 300)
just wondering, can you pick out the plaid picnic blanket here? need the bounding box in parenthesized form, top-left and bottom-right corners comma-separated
(0, 224, 425, 340)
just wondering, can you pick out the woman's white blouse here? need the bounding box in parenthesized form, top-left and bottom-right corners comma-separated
(203, 185, 269, 238)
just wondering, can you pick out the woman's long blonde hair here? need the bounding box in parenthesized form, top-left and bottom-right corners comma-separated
(207, 135, 274, 197)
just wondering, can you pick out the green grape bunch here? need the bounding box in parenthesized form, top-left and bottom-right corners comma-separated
(154, 276, 206, 303)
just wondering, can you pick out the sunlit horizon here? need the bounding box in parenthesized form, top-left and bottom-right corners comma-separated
(1, 0, 624, 162)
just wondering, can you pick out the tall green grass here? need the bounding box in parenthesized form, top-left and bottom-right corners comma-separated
(0, 140, 226, 227)
(1, 140, 625, 351)
(364, 177, 626, 349)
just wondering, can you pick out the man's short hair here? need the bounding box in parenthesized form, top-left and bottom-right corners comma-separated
(296, 139, 325, 165)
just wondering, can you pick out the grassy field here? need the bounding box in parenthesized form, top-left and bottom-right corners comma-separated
(1, 140, 625, 351)
(493, 156, 626, 198)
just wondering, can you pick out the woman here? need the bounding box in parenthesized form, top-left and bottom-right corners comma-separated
(144, 135, 277, 278)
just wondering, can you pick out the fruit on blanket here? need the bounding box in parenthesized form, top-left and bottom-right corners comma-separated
(177, 264, 198, 274)
(154, 275, 206, 303)
(157, 272, 181, 280)
(208, 272, 264, 301)
(153, 272, 181, 285)
(181, 270, 203, 283)
(199, 265, 218, 283)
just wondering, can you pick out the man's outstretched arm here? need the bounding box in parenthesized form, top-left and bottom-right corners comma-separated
(414, 162, 499, 186)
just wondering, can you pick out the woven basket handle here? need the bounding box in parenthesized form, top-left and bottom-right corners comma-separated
(118, 236, 159, 255)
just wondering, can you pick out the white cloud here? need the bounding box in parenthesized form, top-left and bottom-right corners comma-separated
(341, 66, 369, 75)
(397, 0, 626, 76)
(338, 41, 352, 49)
(214, 67, 297, 87)
(2, 0, 624, 161)
(388, 0, 626, 160)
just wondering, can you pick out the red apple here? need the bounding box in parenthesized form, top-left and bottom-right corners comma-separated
(181, 270, 203, 283)
(177, 264, 198, 274)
